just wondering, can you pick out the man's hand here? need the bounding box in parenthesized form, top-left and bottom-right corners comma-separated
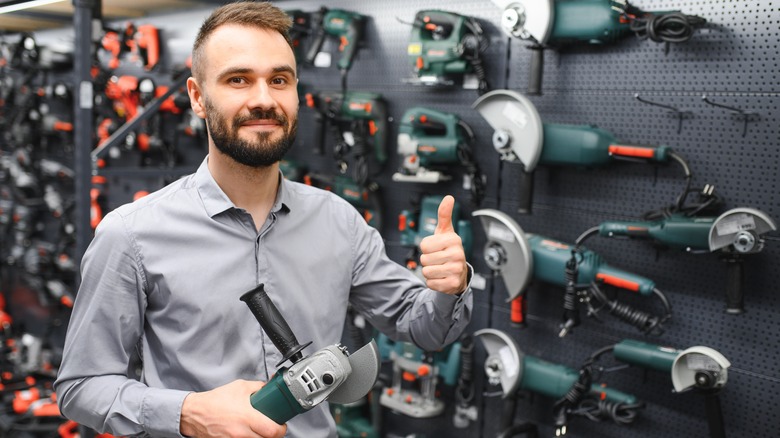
(419, 195, 468, 295)
(180, 379, 287, 438)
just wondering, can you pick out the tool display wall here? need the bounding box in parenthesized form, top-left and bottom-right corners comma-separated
(5, 0, 778, 437)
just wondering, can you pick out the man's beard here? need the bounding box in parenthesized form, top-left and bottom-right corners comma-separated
(204, 98, 297, 168)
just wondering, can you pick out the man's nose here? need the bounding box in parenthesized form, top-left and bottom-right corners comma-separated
(247, 82, 277, 111)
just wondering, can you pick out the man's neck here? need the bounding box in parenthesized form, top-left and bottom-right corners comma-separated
(207, 150, 280, 230)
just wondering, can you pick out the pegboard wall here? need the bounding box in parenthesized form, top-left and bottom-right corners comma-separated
(19, 0, 780, 437)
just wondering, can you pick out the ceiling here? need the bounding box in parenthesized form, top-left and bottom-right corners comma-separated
(0, 0, 222, 32)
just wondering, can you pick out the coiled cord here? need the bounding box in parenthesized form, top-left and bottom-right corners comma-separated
(572, 399, 644, 425)
(588, 283, 671, 336)
(630, 12, 707, 44)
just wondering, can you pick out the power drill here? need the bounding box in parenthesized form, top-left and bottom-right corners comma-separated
(393, 107, 485, 205)
(473, 209, 671, 335)
(285, 10, 314, 64)
(405, 10, 489, 94)
(490, 0, 706, 94)
(476, 328, 643, 436)
(399, 195, 473, 272)
(240, 284, 380, 424)
(474, 89, 691, 214)
(305, 8, 366, 91)
(305, 90, 388, 186)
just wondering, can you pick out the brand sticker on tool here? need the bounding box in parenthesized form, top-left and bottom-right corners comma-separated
(498, 345, 517, 378)
(685, 353, 721, 372)
(488, 223, 515, 242)
(715, 213, 756, 236)
(502, 101, 527, 129)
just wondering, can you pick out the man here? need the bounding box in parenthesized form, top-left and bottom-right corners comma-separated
(55, 2, 472, 437)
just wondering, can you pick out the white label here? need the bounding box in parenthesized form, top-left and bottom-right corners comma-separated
(79, 81, 93, 109)
(488, 222, 515, 243)
(502, 101, 527, 129)
(313, 51, 332, 68)
(342, 131, 355, 146)
(498, 345, 518, 379)
(471, 272, 487, 290)
(462, 73, 478, 90)
(715, 213, 756, 236)
(685, 353, 720, 372)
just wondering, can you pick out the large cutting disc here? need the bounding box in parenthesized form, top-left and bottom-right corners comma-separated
(327, 340, 380, 404)
(472, 89, 543, 171)
(473, 209, 533, 301)
(491, 0, 554, 43)
(474, 328, 524, 398)
(709, 208, 777, 252)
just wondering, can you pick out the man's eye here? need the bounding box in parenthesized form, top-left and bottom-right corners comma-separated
(271, 77, 289, 86)
(228, 77, 246, 85)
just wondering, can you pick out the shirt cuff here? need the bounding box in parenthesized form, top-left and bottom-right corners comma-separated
(142, 387, 192, 438)
(432, 263, 474, 320)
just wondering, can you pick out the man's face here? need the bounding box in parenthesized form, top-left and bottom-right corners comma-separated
(188, 25, 299, 168)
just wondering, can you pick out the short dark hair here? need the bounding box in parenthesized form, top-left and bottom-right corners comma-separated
(191, 1, 293, 80)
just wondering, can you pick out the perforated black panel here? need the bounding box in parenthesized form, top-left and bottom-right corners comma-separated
(276, 1, 780, 437)
(32, 0, 779, 436)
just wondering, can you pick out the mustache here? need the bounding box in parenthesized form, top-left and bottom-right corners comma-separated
(233, 110, 288, 127)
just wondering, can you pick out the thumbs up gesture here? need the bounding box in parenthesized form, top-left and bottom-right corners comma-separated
(418, 195, 468, 295)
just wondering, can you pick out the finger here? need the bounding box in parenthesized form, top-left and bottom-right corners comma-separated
(434, 195, 455, 235)
(419, 232, 461, 255)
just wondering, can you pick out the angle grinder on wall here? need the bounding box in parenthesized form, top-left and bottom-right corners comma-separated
(472, 209, 672, 336)
(240, 284, 380, 424)
(489, 0, 706, 94)
(582, 208, 776, 314)
(475, 328, 643, 436)
(580, 339, 731, 438)
(473, 89, 692, 214)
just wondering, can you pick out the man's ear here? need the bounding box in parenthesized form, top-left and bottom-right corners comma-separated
(186, 77, 206, 119)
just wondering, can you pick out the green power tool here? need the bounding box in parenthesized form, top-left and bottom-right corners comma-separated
(305, 172, 383, 230)
(489, 0, 706, 94)
(473, 209, 672, 336)
(405, 10, 490, 94)
(590, 208, 777, 313)
(393, 107, 485, 205)
(476, 328, 643, 436)
(305, 7, 366, 91)
(582, 339, 731, 438)
(305, 90, 388, 186)
(399, 195, 473, 273)
(376, 333, 462, 419)
(240, 284, 380, 424)
(473, 89, 691, 214)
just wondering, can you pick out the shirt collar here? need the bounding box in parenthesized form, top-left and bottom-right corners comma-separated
(195, 156, 292, 218)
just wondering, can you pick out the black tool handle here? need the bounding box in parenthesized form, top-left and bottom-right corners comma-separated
(724, 257, 744, 314)
(517, 169, 535, 214)
(704, 392, 726, 438)
(312, 112, 326, 155)
(305, 8, 328, 65)
(240, 284, 311, 366)
(527, 45, 544, 96)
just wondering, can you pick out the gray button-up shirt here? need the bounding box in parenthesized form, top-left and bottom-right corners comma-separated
(54, 158, 472, 438)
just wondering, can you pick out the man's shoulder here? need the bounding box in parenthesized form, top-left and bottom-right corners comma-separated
(109, 173, 197, 220)
(284, 179, 356, 212)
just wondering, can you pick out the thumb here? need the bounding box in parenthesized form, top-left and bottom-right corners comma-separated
(434, 195, 456, 235)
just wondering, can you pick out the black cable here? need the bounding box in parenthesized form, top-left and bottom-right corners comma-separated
(630, 12, 706, 44)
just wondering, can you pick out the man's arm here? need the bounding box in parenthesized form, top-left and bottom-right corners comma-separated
(347, 196, 473, 351)
(55, 212, 191, 437)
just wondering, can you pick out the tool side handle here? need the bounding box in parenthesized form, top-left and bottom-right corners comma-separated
(240, 284, 309, 365)
(588, 383, 638, 405)
(527, 45, 544, 95)
(608, 144, 670, 162)
(724, 258, 744, 314)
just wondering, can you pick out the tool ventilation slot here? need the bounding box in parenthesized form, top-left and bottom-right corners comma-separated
(299, 367, 321, 394)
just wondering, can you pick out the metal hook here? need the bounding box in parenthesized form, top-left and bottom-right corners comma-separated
(634, 94, 692, 134)
(701, 94, 759, 137)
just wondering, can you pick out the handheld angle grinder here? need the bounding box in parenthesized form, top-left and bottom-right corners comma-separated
(240, 284, 380, 424)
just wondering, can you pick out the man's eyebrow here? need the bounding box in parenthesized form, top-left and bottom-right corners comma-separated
(216, 65, 296, 82)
